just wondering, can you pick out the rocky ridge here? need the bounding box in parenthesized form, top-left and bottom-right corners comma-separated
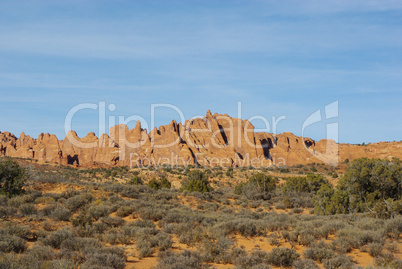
(1, 111, 401, 167)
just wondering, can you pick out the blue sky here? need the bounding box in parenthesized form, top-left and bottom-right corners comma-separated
(0, 0, 401, 144)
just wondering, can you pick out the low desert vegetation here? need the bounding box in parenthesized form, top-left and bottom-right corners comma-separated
(0, 157, 401, 268)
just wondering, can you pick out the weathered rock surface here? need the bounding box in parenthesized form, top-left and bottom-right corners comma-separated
(1, 111, 401, 167)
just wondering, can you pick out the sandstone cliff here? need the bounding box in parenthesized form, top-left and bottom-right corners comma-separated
(1, 111, 401, 167)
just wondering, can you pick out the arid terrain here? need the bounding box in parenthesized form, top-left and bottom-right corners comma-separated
(0, 157, 401, 269)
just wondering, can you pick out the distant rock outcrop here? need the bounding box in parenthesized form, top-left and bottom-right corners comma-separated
(1, 111, 401, 167)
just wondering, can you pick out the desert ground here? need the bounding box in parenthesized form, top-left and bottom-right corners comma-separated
(0, 157, 401, 269)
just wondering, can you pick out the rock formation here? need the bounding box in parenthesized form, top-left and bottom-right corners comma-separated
(1, 111, 401, 167)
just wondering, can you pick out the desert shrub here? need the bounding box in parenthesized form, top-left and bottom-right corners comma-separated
(60, 237, 101, 252)
(234, 250, 270, 269)
(39, 203, 55, 216)
(0, 158, 25, 197)
(374, 252, 402, 269)
(70, 212, 93, 227)
(0, 194, 8, 207)
(25, 245, 56, 261)
(215, 218, 265, 237)
(8, 195, 32, 207)
(293, 259, 319, 269)
(337, 228, 384, 248)
(322, 254, 354, 269)
(182, 170, 212, 193)
(154, 250, 206, 269)
(176, 225, 204, 246)
(136, 240, 154, 258)
(268, 233, 281, 247)
(267, 247, 299, 267)
(235, 173, 275, 200)
(0, 206, 16, 218)
(19, 203, 37, 216)
(210, 246, 239, 265)
(103, 229, 119, 245)
(384, 217, 402, 239)
(132, 218, 156, 229)
(115, 232, 131, 245)
(46, 258, 79, 269)
(44, 221, 55, 232)
(291, 208, 304, 214)
(42, 227, 75, 248)
(87, 204, 111, 220)
(154, 232, 173, 251)
(330, 238, 352, 254)
(0, 252, 42, 269)
(100, 216, 125, 228)
(200, 237, 233, 263)
(81, 252, 126, 269)
(0, 235, 27, 253)
(160, 210, 190, 226)
(0, 194, 7, 206)
(368, 243, 383, 257)
(0, 222, 31, 240)
(139, 206, 164, 221)
(203, 202, 219, 211)
(116, 206, 134, 217)
(304, 245, 335, 262)
(121, 224, 157, 242)
(51, 205, 72, 221)
(64, 193, 93, 212)
(275, 202, 286, 210)
(35, 196, 55, 204)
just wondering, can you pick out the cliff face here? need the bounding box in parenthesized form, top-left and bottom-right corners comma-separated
(1, 111, 401, 167)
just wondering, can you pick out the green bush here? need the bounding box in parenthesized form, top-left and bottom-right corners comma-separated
(182, 170, 212, 193)
(160, 177, 172, 189)
(0, 158, 25, 197)
(148, 177, 171, 190)
(315, 158, 402, 216)
(235, 173, 276, 200)
(127, 176, 143, 185)
(283, 174, 328, 194)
